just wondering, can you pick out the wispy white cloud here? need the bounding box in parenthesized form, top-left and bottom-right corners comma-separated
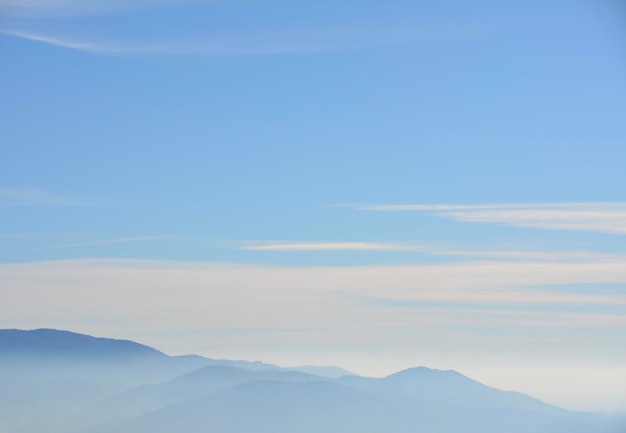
(0, 187, 87, 206)
(6, 236, 175, 252)
(241, 242, 411, 252)
(1, 0, 199, 17)
(435, 249, 626, 263)
(2, 258, 625, 335)
(0, 187, 138, 207)
(0, 6, 502, 56)
(241, 239, 624, 263)
(0, 29, 364, 56)
(362, 202, 626, 234)
(0, 30, 116, 53)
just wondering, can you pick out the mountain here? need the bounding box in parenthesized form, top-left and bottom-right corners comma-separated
(67, 366, 321, 430)
(0, 329, 354, 433)
(0, 329, 166, 362)
(339, 366, 568, 414)
(78, 374, 617, 433)
(0, 328, 622, 433)
(285, 365, 355, 377)
(0, 329, 194, 433)
(83, 380, 411, 433)
(0, 329, 274, 433)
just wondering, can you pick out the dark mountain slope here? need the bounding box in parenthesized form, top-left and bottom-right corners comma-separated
(0, 329, 207, 433)
(82, 376, 619, 433)
(0, 329, 165, 362)
(85, 380, 412, 433)
(383, 367, 568, 413)
(68, 366, 321, 430)
(337, 367, 564, 413)
(0, 329, 350, 433)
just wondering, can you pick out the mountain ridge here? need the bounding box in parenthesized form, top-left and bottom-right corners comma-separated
(0, 328, 622, 433)
(0, 328, 166, 361)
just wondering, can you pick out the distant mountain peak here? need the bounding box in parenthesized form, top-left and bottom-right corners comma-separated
(286, 365, 356, 378)
(0, 329, 619, 433)
(386, 366, 461, 378)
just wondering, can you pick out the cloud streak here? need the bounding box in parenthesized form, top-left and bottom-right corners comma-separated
(242, 242, 411, 252)
(0, 187, 133, 207)
(0, 4, 503, 56)
(0, 187, 85, 206)
(435, 249, 626, 263)
(0, 30, 114, 53)
(1, 0, 199, 17)
(6, 236, 175, 253)
(2, 258, 625, 333)
(241, 240, 624, 263)
(0, 29, 368, 56)
(362, 203, 626, 234)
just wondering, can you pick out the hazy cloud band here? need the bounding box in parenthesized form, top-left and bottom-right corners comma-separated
(361, 203, 626, 234)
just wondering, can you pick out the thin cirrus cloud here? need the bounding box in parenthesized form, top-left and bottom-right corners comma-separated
(0, 30, 109, 53)
(2, 258, 625, 346)
(0, 0, 201, 16)
(0, 187, 135, 207)
(7, 236, 176, 253)
(2, 257, 625, 320)
(434, 249, 626, 263)
(0, 2, 505, 55)
(241, 241, 624, 263)
(241, 242, 412, 252)
(361, 203, 626, 234)
(0, 187, 87, 207)
(0, 29, 367, 56)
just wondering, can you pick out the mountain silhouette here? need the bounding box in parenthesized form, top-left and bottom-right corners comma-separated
(84, 380, 411, 433)
(69, 365, 321, 428)
(81, 376, 615, 433)
(0, 328, 622, 433)
(0, 328, 165, 362)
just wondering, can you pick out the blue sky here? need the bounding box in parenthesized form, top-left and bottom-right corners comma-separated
(1, 0, 625, 412)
